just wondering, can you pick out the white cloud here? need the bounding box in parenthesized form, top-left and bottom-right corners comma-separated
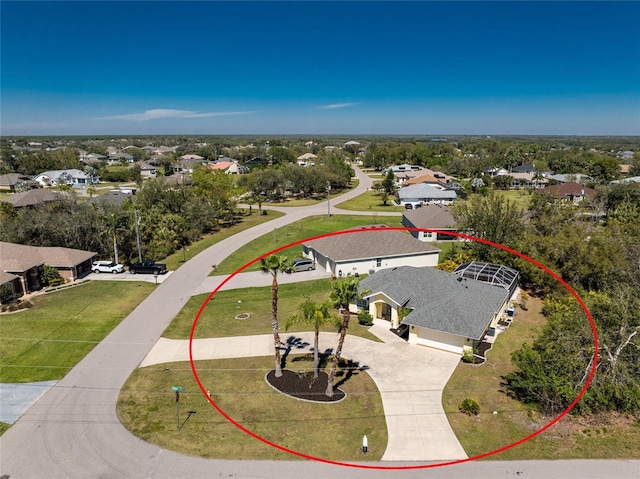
(97, 109, 252, 121)
(319, 102, 359, 110)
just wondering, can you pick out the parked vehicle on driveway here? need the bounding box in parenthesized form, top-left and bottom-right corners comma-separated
(129, 260, 167, 275)
(291, 258, 315, 272)
(92, 261, 125, 274)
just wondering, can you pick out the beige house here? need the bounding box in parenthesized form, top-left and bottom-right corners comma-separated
(355, 263, 518, 354)
(302, 227, 440, 277)
(0, 242, 96, 302)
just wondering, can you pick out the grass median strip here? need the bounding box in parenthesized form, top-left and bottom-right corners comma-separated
(213, 214, 403, 276)
(0, 281, 155, 383)
(117, 356, 387, 461)
(334, 189, 405, 212)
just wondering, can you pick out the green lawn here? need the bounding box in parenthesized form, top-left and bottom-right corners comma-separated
(334, 189, 405, 212)
(212, 214, 403, 276)
(161, 210, 285, 272)
(493, 189, 533, 209)
(0, 281, 155, 383)
(117, 356, 387, 461)
(443, 296, 640, 459)
(263, 180, 358, 208)
(162, 279, 380, 343)
(0, 422, 10, 435)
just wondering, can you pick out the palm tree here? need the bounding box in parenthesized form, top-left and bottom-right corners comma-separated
(285, 299, 341, 379)
(259, 255, 293, 377)
(325, 277, 367, 397)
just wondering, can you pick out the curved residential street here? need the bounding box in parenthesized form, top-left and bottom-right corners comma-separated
(1, 166, 639, 479)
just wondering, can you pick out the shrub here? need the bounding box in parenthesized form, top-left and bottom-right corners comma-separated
(357, 309, 373, 326)
(459, 398, 480, 416)
(461, 349, 475, 363)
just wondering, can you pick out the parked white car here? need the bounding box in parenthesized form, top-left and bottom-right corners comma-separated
(92, 260, 125, 274)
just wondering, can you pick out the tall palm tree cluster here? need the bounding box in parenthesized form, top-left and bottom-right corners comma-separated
(259, 254, 366, 397)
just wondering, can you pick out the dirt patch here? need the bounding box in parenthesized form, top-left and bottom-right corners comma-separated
(266, 369, 346, 403)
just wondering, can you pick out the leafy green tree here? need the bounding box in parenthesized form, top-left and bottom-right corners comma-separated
(259, 255, 293, 378)
(40, 264, 63, 287)
(452, 191, 524, 262)
(325, 278, 367, 397)
(285, 299, 340, 378)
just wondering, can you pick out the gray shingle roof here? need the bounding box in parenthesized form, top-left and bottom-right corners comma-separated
(303, 228, 439, 262)
(359, 266, 509, 340)
(402, 205, 457, 229)
(3, 189, 63, 208)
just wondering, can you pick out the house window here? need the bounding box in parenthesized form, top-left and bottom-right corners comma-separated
(376, 258, 382, 267)
(422, 232, 432, 239)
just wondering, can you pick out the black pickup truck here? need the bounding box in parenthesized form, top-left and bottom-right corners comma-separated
(129, 260, 167, 275)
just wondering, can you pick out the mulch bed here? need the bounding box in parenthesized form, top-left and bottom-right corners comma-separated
(266, 369, 346, 403)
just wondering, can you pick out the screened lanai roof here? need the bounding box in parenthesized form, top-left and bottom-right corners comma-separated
(452, 262, 519, 293)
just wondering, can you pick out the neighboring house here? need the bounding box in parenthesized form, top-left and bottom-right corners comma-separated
(135, 161, 157, 179)
(79, 152, 107, 163)
(509, 172, 547, 189)
(0, 242, 97, 302)
(209, 161, 249, 174)
(84, 190, 133, 206)
(385, 164, 424, 175)
(301, 227, 440, 277)
(546, 173, 594, 184)
(176, 157, 206, 173)
(511, 164, 536, 174)
(33, 169, 96, 188)
(403, 173, 449, 189)
(611, 176, 640, 185)
(483, 167, 509, 177)
(355, 263, 517, 354)
(178, 154, 205, 161)
(398, 183, 458, 205)
(541, 182, 596, 204)
(402, 205, 460, 242)
(2, 189, 64, 208)
(0, 173, 39, 191)
(107, 152, 135, 165)
(297, 152, 317, 166)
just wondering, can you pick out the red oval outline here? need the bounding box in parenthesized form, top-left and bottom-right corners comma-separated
(189, 226, 598, 470)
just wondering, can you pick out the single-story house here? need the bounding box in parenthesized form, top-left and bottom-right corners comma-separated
(398, 183, 458, 205)
(0, 174, 39, 191)
(355, 263, 517, 354)
(178, 154, 205, 161)
(297, 152, 317, 167)
(33, 169, 97, 188)
(385, 164, 424, 175)
(403, 173, 448, 189)
(511, 164, 536, 174)
(402, 205, 460, 242)
(483, 167, 509, 177)
(546, 173, 594, 184)
(209, 161, 249, 174)
(2, 189, 65, 208)
(301, 227, 440, 277)
(134, 161, 158, 179)
(611, 176, 640, 185)
(0, 242, 97, 302)
(541, 182, 596, 204)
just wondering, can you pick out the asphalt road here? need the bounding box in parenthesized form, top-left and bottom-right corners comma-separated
(1, 166, 638, 479)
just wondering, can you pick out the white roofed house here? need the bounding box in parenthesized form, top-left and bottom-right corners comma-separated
(296, 152, 317, 167)
(33, 169, 96, 188)
(398, 183, 458, 205)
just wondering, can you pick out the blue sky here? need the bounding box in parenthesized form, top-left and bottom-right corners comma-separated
(1, 1, 639, 136)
